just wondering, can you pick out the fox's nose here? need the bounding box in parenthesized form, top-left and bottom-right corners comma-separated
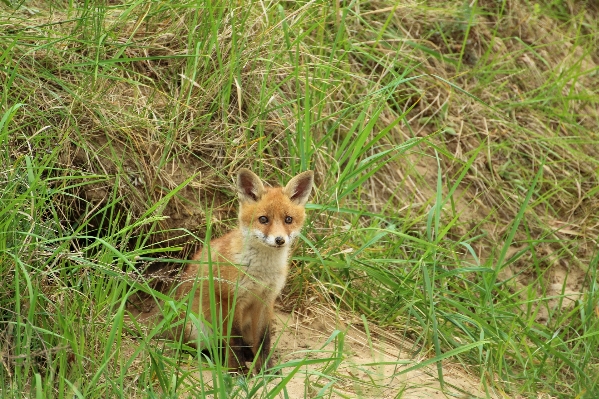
(275, 237, 285, 246)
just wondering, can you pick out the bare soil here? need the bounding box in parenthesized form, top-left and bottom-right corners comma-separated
(125, 302, 498, 398)
(267, 307, 497, 398)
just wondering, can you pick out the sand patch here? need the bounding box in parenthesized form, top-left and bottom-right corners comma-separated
(266, 307, 496, 398)
(128, 304, 499, 398)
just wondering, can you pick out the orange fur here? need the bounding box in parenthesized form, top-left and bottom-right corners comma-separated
(176, 169, 314, 372)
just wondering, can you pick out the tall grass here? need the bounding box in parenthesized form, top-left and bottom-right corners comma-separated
(1, 0, 599, 398)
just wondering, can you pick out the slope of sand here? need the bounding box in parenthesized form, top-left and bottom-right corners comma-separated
(266, 307, 497, 399)
(139, 304, 499, 398)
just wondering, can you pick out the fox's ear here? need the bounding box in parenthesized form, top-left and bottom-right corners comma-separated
(283, 170, 314, 206)
(237, 169, 265, 202)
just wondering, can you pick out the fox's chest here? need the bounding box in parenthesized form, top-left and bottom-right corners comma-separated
(235, 247, 289, 299)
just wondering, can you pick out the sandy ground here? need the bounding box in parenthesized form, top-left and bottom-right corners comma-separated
(267, 307, 496, 399)
(128, 304, 499, 399)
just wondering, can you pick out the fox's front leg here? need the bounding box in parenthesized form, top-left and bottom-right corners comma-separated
(226, 324, 252, 373)
(247, 304, 275, 372)
(252, 322, 274, 372)
(238, 302, 276, 373)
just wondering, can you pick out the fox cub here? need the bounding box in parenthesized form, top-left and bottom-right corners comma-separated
(176, 168, 314, 372)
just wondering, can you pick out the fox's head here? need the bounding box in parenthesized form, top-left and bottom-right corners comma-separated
(237, 169, 314, 249)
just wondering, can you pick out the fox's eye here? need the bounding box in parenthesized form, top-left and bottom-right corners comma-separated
(258, 216, 269, 224)
(285, 216, 293, 224)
